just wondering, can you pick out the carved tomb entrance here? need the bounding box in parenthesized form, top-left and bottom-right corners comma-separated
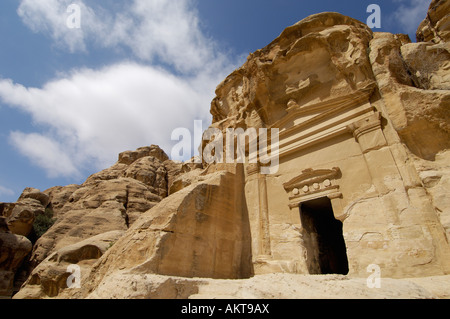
(300, 197, 349, 275)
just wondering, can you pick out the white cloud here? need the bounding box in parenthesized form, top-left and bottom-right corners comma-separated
(0, 63, 226, 177)
(17, 0, 91, 53)
(17, 0, 229, 74)
(9, 132, 80, 178)
(392, 0, 430, 35)
(2, 0, 240, 179)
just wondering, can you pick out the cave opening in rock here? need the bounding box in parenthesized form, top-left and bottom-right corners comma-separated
(300, 197, 349, 275)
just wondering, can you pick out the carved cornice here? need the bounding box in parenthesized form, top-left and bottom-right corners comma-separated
(283, 167, 342, 209)
(347, 112, 388, 153)
(271, 84, 377, 159)
(348, 112, 382, 140)
(283, 167, 341, 192)
(271, 83, 376, 132)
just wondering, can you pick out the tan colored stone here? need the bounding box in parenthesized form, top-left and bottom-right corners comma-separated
(0, 219, 32, 298)
(210, 13, 375, 132)
(85, 272, 439, 299)
(14, 230, 124, 299)
(18, 188, 50, 207)
(29, 178, 161, 269)
(26, 146, 171, 270)
(0, 203, 16, 219)
(1, 188, 51, 238)
(401, 42, 450, 90)
(168, 167, 204, 195)
(416, 0, 450, 43)
(44, 185, 80, 218)
(118, 145, 169, 165)
(6, 199, 44, 237)
(12, 6, 450, 300)
(369, 32, 450, 161)
(413, 150, 450, 243)
(81, 166, 252, 298)
(123, 156, 168, 198)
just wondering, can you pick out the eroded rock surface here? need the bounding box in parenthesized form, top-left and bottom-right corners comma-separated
(416, 0, 450, 43)
(0, 217, 32, 298)
(10, 2, 450, 299)
(15, 145, 178, 298)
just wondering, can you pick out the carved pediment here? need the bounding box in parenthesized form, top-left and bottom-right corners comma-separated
(283, 167, 341, 192)
(283, 167, 342, 209)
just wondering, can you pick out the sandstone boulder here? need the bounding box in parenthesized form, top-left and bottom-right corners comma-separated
(1, 188, 50, 238)
(0, 217, 32, 298)
(123, 156, 168, 198)
(413, 150, 450, 242)
(6, 199, 44, 237)
(401, 42, 450, 90)
(78, 165, 252, 299)
(18, 188, 50, 207)
(118, 145, 169, 165)
(30, 179, 129, 264)
(14, 230, 124, 299)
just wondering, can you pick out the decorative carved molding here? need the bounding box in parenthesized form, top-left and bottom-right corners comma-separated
(273, 85, 378, 160)
(347, 112, 388, 153)
(283, 167, 343, 209)
(348, 112, 383, 140)
(283, 167, 341, 192)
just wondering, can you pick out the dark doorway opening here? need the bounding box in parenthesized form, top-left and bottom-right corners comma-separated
(300, 197, 349, 275)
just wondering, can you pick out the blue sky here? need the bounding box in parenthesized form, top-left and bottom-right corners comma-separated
(0, 0, 432, 202)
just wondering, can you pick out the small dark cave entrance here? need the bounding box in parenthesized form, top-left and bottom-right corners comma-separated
(300, 197, 349, 275)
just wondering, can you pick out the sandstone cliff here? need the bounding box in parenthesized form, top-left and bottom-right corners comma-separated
(417, 0, 450, 43)
(3, 0, 450, 299)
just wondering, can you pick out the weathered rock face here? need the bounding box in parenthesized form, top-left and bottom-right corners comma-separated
(0, 188, 52, 298)
(0, 217, 32, 298)
(202, 8, 450, 280)
(16, 164, 253, 299)
(80, 165, 252, 296)
(369, 32, 450, 161)
(29, 145, 169, 268)
(43, 185, 81, 218)
(210, 13, 375, 131)
(413, 150, 450, 243)
(13, 230, 124, 299)
(417, 0, 450, 43)
(2, 188, 49, 238)
(13, 145, 176, 298)
(11, 1, 450, 299)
